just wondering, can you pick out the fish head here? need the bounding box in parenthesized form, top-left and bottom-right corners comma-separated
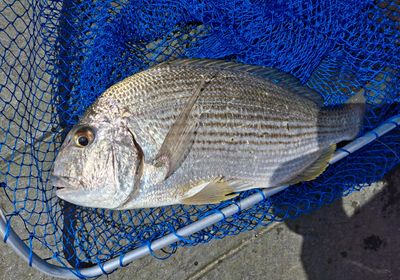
(51, 116, 143, 209)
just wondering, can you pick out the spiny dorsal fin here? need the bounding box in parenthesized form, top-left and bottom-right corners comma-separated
(157, 58, 324, 106)
(285, 144, 336, 186)
(181, 178, 238, 205)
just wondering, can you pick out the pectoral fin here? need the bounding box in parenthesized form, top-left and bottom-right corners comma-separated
(153, 77, 210, 180)
(285, 144, 336, 186)
(181, 178, 239, 205)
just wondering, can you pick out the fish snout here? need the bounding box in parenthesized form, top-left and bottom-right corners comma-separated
(49, 174, 65, 190)
(50, 174, 82, 191)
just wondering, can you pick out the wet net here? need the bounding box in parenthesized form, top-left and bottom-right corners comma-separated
(0, 0, 399, 276)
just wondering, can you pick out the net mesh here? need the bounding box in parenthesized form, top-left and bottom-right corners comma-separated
(0, 0, 399, 276)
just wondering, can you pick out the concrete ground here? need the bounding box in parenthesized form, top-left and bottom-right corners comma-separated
(0, 164, 399, 280)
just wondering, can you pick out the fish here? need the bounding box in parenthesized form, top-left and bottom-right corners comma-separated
(51, 58, 365, 209)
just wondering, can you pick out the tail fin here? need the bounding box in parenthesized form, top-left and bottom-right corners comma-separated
(345, 90, 366, 138)
(319, 90, 366, 144)
(347, 90, 366, 104)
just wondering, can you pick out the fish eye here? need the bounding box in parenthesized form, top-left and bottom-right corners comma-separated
(74, 126, 95, 148)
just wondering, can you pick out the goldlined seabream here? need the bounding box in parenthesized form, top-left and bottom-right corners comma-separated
(51, 59, 365, 209)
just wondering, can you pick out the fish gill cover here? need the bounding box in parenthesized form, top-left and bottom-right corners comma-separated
(0, 0, 399, 275)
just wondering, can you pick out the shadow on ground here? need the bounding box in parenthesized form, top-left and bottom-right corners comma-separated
(285, 164, 400, 280)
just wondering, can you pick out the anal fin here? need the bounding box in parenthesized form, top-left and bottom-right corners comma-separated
(285, 144, 336, 186)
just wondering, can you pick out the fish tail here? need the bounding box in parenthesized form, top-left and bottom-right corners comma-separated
(344, 90, 366, 138)
(319, 91, 366, 144)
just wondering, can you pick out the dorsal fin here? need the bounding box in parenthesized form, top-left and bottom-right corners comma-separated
(157, 58, 324, 106)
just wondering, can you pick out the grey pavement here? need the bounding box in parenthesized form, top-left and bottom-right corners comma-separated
(0, 164, 399, 280)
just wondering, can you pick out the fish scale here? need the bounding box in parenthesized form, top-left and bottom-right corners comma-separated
(104, 71, 317, 151)
(53, 59, 365, 209)
(102, 63, 353, 203)
(115, 67, 333, 164)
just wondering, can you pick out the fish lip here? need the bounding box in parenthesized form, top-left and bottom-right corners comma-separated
(50, 175, 82, 192)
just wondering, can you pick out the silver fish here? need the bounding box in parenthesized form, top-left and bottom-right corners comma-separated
(51, 59, 365, 209)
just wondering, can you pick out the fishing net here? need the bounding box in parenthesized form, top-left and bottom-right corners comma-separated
(0, 0, 399, 276)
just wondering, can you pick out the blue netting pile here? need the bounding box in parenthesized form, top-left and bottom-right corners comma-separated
(0, 0, 399, 276)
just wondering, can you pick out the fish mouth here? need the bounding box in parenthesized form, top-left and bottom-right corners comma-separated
(50, 175, 84, 194)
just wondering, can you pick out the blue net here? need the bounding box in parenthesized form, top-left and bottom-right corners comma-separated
(0, 0, 399, 276)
